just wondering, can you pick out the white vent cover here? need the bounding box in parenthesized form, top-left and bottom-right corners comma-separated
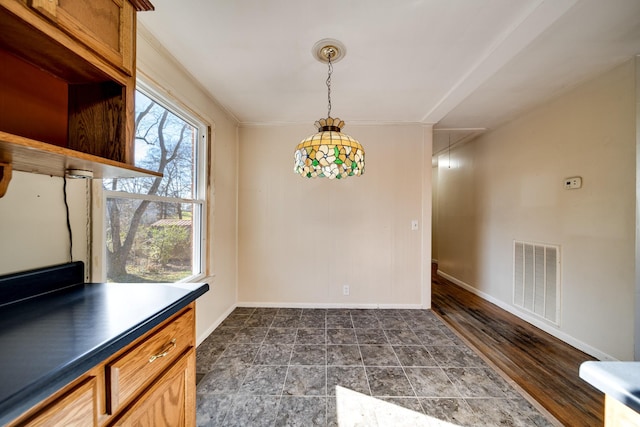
(513, 240, 560, 325)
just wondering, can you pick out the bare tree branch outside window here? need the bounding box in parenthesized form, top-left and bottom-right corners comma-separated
(104, 91, 202, 282)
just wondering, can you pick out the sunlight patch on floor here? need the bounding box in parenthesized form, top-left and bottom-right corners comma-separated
(335, 386, 460, 427)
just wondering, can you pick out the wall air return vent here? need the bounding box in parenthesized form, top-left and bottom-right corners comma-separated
(513, 240, 560, 325)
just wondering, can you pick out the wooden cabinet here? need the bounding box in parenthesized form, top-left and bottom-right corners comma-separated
(29, 0, 136, 75)
(15, 377, 99, 427)
(109, 351, 195, 426)
(8, 304, 196, 427)
(0, 0, 159, 190)
(107, 308, 194, 415)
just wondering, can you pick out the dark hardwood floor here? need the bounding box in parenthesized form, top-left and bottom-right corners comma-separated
(431, 265, 604, 426)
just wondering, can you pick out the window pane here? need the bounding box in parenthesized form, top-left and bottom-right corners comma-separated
(106, 198, 199, 283)
(104, 91, 196, 198)
(102, 86, 206, 284)
(103, 84, 207, 282)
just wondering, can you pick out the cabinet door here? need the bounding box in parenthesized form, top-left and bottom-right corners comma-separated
(109, 350, 196, 427)
(16, 377, 98, 427)
(30, 0, 135, 75)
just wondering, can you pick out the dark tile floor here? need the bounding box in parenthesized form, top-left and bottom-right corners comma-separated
(195, 308, 554, 427)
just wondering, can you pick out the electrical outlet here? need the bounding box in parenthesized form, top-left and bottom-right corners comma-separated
(563, 176, 582, 189)
(343, 285, 350, 296)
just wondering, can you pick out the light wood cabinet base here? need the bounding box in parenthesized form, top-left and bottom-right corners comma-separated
(8, 304, 196, 427)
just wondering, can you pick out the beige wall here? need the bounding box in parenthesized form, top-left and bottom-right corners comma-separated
(435, 60, 636, 360)
(0, 172, 89, 277)
(136, 26, 239, 343)
(238, 124, 432, 307)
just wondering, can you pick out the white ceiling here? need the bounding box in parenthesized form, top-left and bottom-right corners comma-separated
(138, 0, 640, 150)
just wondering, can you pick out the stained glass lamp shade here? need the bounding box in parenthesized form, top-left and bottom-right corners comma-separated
(294, 117, 365, 179)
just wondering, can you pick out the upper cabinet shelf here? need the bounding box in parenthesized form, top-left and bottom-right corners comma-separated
(0, 0, 158, 183)
(0, 132, 160, 179)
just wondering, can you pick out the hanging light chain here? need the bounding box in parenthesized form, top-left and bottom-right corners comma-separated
(326, 48, 333, 118)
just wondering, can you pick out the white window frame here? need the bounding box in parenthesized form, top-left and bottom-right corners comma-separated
(92, 79, 208, 283)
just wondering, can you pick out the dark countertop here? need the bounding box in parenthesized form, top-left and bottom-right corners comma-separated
(0, 281, 208, 425)
(580, 361, 640, 413)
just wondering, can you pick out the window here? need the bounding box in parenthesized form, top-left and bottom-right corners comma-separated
(103, 83, 207, 282)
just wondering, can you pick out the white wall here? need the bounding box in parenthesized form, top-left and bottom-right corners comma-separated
(0, 172, 89, 276)
(135, 25, 239, 343)
(435, 60, 636, 360)
(238, 124, 432, 308)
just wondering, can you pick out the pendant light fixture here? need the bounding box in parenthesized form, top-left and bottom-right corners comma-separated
(294, 39, 365, 179)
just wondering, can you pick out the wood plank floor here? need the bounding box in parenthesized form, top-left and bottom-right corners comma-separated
(431, 265, 604, 426)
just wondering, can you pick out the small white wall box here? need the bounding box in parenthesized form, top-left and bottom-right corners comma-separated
(563, 176, 582, 189)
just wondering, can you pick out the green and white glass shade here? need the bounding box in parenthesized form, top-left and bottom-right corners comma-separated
(294, 118, 365, 179)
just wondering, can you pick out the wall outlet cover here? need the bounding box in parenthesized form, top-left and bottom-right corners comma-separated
(563, 176, 582, 189)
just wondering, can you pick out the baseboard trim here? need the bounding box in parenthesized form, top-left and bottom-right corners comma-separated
(196, 303, 237, 346)
(436, 269, 616, 361)
(237, 302, 425, 310)
(197, 301, 427, 345)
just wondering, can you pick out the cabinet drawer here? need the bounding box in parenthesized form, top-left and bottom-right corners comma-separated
(14, 376, 98, 427)
(107, 308, 194, 414)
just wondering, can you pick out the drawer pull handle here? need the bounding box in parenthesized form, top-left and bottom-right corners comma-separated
(149, 338, 177, 363)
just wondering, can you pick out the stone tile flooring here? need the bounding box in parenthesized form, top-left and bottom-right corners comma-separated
(196, 308, 554, 426)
